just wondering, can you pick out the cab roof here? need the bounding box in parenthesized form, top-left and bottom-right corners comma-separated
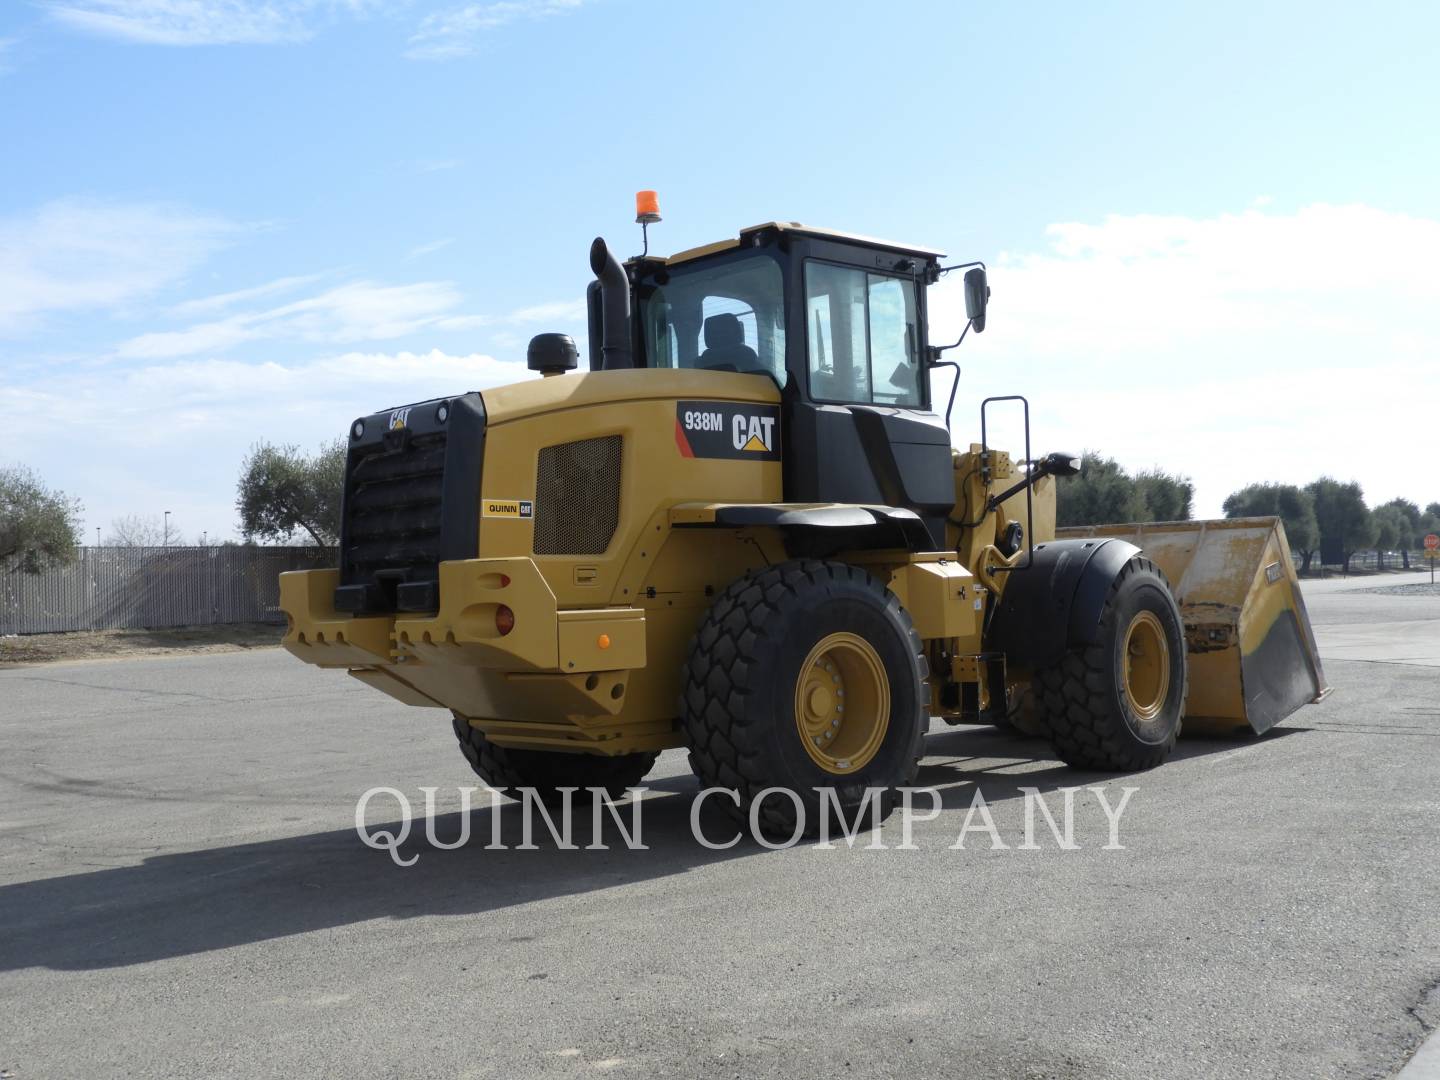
(664, 221, 946, 266)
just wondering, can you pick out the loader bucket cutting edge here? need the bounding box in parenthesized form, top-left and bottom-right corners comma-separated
(1055, 517, 1328, 735)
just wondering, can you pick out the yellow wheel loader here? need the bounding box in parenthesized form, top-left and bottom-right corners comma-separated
(281, 200, 1328, 834)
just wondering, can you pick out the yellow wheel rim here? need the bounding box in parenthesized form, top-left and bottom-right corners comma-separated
(1122, 610, 1171, 721)
(793, 632, 890, 774)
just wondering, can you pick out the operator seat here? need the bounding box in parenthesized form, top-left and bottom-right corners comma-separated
(698, 313, 762, 373)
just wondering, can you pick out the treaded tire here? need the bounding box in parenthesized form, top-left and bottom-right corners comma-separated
(680, 559, 928, 839)
(1035, 555, 1187, 771)
(451, 713, 657, 802)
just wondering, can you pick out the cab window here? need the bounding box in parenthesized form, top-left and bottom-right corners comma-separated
(805, 262, 922, 407)
(639, 256, 786, 382)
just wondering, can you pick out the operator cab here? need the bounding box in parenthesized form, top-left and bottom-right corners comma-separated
(590, 222, 961, 546)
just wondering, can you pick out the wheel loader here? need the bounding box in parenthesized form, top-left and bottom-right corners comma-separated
(280, 195, 1328, 835)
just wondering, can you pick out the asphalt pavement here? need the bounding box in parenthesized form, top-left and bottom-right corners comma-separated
(1, 571, 1437, 1079)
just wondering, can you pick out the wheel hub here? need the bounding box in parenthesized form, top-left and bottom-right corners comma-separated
(1122, 610, 1171, 721)
(794, 632, 889, 774)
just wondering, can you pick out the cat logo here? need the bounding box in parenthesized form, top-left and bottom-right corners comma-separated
(389, 407, 411, 431)
(674, 401, 782, 462)
(733, 413, 776, 453)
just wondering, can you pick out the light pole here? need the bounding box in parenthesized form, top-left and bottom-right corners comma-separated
(95, 527, 101, 546)
(164, 510, 171, 549)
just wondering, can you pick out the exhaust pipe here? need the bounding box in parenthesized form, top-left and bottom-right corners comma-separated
(589, 237, 633, 370)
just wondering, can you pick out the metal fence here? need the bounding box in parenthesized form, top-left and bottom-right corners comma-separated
(1, 546, 337, 636)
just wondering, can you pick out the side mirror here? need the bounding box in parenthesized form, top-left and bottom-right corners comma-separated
(963, 267, 989, 333)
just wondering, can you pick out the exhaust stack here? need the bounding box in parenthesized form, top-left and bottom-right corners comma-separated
(589, 237, 633, 371)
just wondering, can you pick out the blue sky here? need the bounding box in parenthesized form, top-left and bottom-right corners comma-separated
(3, 0, 1438, 541)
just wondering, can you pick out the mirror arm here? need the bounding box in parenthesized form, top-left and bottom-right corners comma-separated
(933, 318, 973, 355)
(935, 258, 987, 278)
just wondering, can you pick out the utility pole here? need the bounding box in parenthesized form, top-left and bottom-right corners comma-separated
(95, 527, 101, 546)
(164, 510, 171, 549)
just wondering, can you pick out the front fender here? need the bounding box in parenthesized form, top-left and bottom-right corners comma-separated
(987, 538, 1141, 670)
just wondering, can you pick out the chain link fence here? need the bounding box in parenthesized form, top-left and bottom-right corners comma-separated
(1, 546, 337, 636)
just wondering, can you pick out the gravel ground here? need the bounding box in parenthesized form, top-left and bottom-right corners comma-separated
(0, 623, 282, 667)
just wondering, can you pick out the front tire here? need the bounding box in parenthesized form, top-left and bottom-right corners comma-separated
(1035, 555, 1186, 770)
(451, 714, 657, 802)
(681, 560, 928, 838)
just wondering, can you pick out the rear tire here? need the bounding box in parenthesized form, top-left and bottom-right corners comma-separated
(1035, 555, 1186, 771)
(451, 714, 657, 802)
(680, 560, 927, 838)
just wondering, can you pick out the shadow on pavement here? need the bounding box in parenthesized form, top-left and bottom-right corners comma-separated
(0, 724, 1304, 973)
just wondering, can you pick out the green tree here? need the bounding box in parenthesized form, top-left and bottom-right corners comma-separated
(1307, 477, 1377, 574)
(1379, 498, 1422, 569)
(236, 440, 346, 547)
(1222, 482, 1321, 573)
(1133, 468, 1194, 522)
(1055, 452, 1146, 527)
(1372, 505, 1406, 571)
(0, 465, 84, 573)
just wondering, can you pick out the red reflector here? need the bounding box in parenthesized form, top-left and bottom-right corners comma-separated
(495, 605, 515, 636)
(499, 574, 511, 588)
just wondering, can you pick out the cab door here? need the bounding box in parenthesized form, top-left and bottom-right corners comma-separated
(783, 256, 955, 548)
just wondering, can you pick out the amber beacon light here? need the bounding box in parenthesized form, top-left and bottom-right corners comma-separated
(635, 190, 661, 224)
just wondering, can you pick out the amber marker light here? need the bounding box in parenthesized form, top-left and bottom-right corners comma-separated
(597, 633, 612, 650)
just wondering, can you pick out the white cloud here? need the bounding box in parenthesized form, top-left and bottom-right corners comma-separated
(3, 349, 530, 540)
(434, 296, 586, 332)
(44, 0, 394, 46)
(47, 0, 312, 45)
(0, 199, 239, 334)
(118, 280, 466, 357)
(169, 273, 325, 317)
(925, 203, 1440, 516)
(403, 237, 456, 261)
(405, 0, 583, 59)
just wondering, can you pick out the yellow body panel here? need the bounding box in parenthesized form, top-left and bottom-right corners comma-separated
(280, 368, 803, 755)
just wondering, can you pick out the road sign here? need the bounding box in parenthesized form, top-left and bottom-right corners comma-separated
(1426, 533, 1440, 551)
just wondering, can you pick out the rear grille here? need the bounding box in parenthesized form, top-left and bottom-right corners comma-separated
(343, 432, 447, 585)
(533, 435, 622, 555)
(336, 392, 486, 613)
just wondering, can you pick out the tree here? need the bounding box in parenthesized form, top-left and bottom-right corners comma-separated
(0, 465, 84, 573)
(1132, 468, 1194, 522)
(1307, 477, 1377, 574)
(105, 513, 184, 547)
(237, 440, 346, 547)
(1055, 452, 1146, 527)
(1222, 482, 1321, 572)
(1372, 505, 1406, 571)
(1379, 498, 1422, 569)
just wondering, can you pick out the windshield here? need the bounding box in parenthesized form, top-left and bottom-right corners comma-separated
(639, 255, 787, 383)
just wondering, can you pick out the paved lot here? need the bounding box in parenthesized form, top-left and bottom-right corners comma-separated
(2, 572, 1438, 1079)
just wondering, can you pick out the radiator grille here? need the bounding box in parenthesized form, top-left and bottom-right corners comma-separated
(342, 431, 447, 585)
(533, 435, 622, 555)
